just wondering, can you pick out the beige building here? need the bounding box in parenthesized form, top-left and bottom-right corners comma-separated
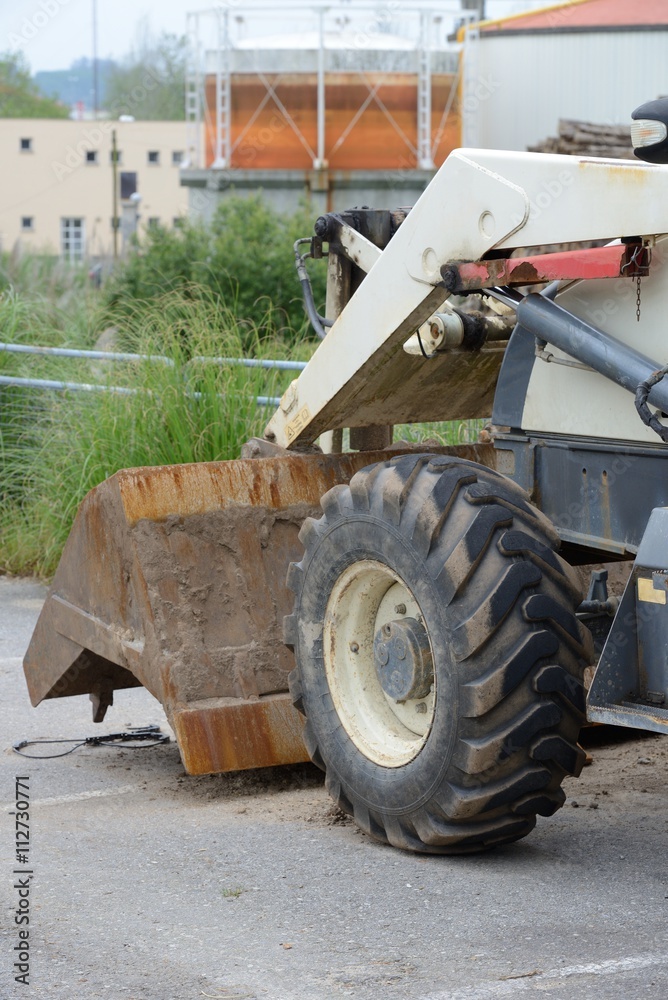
(0, 119, 197, 260)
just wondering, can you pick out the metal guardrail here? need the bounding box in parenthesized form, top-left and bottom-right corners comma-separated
(0, 375, 137, 395)
(0, 343, 174, 365)
(0, 342, 307, 407)
(190, 356, 307, 372)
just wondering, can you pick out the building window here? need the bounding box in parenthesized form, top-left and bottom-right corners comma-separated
(21, 216, 34, 232)
(147, 150, 160, 165)
(147, 217, 160, 229)
(86, 149, 98, 164)
(172, 217, 184, 229)
(171, 150, 184, 166)
(110, 149, 122, 165)
(20, 137, 32, 152)
(120, 171, 137, 199)
(61, 217, 85, 263)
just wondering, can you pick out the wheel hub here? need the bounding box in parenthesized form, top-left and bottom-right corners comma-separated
(374, 618, 433, 702)
(323, 561, 436, 766)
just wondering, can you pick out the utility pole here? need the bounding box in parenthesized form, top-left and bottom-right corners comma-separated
(92, 0, 99, 116)
(315, 7, 326, 169)
(112, 129, 118, 260)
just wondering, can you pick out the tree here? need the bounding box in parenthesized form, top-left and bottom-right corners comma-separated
(0, 51, 68, 118)
(103, 195, 327, 346)
(35, 58, 117, 114)
(105, 31, 186, 121)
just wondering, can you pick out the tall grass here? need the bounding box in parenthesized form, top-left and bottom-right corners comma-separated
(0, 286, 307, 577)
(395, 419, 486, 446)
(0, 260, 487, 579)
(0, 252, 96, 345)
(0, 250, 89, 300)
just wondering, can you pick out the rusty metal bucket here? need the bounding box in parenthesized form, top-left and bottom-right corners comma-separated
(23, 444, 495, 775)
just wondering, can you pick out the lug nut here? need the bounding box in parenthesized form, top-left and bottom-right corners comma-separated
(394, 603, 407, 615)
(415, 702, 427, 714)
(349, 641, 359, 653)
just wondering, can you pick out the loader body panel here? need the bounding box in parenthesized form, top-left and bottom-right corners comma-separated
(500, 235, 668, 445)
(588, 506, 668, 733)
(265, 150, 668, 449)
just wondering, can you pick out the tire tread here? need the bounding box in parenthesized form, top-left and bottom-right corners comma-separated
(287, 456, 591, 854)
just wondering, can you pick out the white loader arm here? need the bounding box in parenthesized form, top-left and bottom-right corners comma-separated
(265, 149, 668, 448)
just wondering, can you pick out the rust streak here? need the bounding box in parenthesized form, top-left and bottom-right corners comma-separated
(117, 449, 495, 526)
(450, 244, 636, 292)
(172, 696, 310, 774)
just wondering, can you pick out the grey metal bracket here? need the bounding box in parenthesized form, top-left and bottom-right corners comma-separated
(588, 507, 668, 734)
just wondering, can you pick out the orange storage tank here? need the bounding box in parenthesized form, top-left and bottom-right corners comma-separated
(203, 70, 460, 171)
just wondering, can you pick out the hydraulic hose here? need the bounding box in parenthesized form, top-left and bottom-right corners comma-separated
(517, 293, 668, 419)
(294, 239, 332, 340)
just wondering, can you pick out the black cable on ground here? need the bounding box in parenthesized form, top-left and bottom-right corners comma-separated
(13, 725, 170, 759)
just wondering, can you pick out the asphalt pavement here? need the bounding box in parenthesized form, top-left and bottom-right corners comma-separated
(1, 574, 667, 1000)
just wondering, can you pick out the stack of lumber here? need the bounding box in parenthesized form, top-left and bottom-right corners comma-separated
(528, 119, 633, 159)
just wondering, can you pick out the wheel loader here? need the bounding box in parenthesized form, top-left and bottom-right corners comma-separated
(22, 99, 668, 853)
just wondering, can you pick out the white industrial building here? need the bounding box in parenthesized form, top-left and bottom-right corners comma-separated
(461, 0, 668, 151)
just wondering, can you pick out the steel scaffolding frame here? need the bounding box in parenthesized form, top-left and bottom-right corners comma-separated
(185, 2, 469, 172)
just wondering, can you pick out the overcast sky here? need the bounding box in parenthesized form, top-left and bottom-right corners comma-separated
(1, 0, 554, 73)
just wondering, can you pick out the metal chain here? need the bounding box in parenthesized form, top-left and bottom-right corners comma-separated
(636, 275, 642, 323)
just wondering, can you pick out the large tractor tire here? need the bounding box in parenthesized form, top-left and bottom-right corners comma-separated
(285, 454, 593, 853)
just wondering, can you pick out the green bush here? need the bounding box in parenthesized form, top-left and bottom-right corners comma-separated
(103, 195, 326, 347)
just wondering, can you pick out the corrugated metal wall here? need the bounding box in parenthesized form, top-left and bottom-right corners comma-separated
(464, 31, 668, 151)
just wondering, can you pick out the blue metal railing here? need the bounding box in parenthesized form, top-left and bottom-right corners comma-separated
(0, 342, 307, 407)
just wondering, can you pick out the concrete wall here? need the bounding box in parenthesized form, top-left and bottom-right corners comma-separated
(182, 168, 434, 222)
(0, 119, 195, 259)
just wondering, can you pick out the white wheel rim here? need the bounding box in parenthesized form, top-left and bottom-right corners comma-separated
(323, 560, 436, 767)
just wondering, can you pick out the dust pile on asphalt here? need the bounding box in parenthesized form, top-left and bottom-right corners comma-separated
(170, 760, 353, 826)
(69, 733, 350, 827)
(103, 723, 665, 832)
